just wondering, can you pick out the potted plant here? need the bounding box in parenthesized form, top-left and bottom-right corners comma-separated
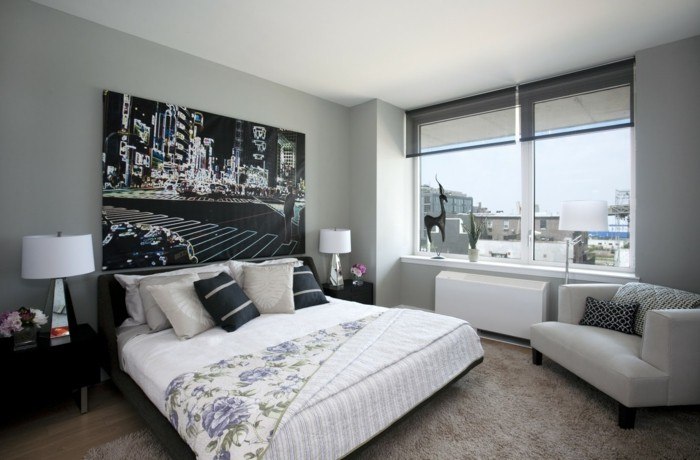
(464, 212, 486, 262)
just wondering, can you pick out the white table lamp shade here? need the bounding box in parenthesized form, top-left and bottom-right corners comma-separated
(22, 234, 95, 279)
(559, 201, 608, 232)
(319, 228, 351, 254)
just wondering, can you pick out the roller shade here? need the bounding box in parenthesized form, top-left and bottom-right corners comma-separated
(519, 59, 634, 141)
(406, 87, 516, 157)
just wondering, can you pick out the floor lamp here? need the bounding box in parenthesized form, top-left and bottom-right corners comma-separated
(558, 201, 608, 284)
(22, 233, 95, 342)
(319, 228, 351, 289)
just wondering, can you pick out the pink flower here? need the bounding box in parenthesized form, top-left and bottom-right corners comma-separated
(0, 311, 23, 337)
(351, 263, 367, 278)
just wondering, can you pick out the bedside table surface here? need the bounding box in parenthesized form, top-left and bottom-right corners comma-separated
(323, 280, 374, 305)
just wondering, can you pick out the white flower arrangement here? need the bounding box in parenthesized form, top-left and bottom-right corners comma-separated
(0, 307, 47, 338)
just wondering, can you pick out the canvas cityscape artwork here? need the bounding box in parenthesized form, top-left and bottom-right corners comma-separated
(101, 90, 306, 270)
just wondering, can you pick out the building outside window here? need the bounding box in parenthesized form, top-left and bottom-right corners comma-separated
(408, 60, 634, 272)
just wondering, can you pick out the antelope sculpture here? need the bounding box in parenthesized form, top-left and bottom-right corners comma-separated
(424, 178, 448, 254)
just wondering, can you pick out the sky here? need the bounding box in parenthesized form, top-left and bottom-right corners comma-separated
(420, 128, 632, 215)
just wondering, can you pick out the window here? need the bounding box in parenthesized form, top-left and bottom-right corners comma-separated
(533, 129, 632, 267)
(408, 59, 634, 271)
(420, 143, 521, 256)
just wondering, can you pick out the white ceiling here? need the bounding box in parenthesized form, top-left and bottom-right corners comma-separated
(32, 0, 700, 110)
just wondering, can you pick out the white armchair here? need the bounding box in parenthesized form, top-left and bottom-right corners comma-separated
(531, 284, 700, 428)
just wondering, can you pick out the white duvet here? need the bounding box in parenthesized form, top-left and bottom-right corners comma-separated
(119, 297, 483, 459)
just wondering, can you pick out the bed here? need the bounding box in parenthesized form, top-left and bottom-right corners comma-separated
(98, 256, 483, 459)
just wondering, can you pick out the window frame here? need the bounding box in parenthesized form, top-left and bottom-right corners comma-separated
(409, 59, 635, 274)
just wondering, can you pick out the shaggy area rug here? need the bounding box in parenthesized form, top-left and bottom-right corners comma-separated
(85, 340, 700, 459)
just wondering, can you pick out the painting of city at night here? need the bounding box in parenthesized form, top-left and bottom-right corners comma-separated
(101, 90, 306, 270)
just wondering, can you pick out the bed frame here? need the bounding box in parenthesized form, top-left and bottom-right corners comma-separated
(97, 256, 482, 459)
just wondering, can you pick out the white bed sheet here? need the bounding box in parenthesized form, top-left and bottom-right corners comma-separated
(119, 297, 386, 415)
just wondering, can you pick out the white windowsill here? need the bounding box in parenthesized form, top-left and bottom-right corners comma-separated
(401, 254, 639, 284)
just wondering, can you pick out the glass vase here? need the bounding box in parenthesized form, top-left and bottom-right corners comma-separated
(352, 276, 364, 286)
(13, 326, 37, 350)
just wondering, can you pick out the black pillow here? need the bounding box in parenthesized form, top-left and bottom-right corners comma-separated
(579, 296, 639, 335)
(193, 272, 259, 332)
(293, 266, 328, 309)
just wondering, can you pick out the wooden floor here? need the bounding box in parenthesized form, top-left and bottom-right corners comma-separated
(0, 382, 147, 460)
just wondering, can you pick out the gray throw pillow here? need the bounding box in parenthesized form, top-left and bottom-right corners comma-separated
(611, 282, 700, 335)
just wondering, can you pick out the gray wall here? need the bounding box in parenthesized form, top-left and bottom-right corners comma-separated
(0, 0, 352, 326)
(349, 100, 412, 307)
(635, 36, 700, 293)
(349, 101, 378, 289)
(375, 100, 413, 306)
(400, 35, 700, 311)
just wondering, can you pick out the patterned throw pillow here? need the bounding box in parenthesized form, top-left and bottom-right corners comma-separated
(242, 263, 295, 314)
(194, 272, 259, 332)
(139, 273, 199, 332)
(579, 297, 639, 335)
(611, 282, 700, 335)
(147, 279, 216, 340)
(293, 266, 328, 309)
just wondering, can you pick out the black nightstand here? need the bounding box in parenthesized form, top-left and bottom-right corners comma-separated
(0, 323, 100, 418)
(323, 280, 374, 305)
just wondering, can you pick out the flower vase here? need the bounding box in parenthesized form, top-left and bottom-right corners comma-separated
(353, 276, 364, 286)
(13, 326, 37, 350)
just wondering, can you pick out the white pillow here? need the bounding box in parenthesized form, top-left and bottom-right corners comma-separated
(242, 263, 295, 314)
(139, 273, 199, 332)
(229, 258, 301, 288)
(147, 278, 215, 340)
(114, 263, 229, 325)
(115, 273, 148, 324)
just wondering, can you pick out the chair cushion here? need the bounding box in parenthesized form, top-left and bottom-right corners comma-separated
(579, 296, 639, 334)
(612, 283, 700, 335)
(531, 322, 668, 407)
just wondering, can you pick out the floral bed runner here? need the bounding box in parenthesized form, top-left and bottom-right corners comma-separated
(164, 314, 380, 460)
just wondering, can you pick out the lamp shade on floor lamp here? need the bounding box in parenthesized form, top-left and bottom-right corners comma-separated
(559, 201, 608, 283)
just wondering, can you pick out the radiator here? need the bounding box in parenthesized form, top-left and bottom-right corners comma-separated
(435, 271, 548, 340)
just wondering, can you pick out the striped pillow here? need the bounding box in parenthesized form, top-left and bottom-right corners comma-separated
(193, 272, 259, 331)
(293, 266, 328, 309)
